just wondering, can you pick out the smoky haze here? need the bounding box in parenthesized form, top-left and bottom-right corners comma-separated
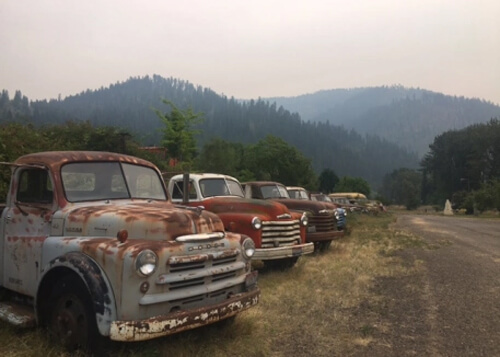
(1, 0, 499, 104)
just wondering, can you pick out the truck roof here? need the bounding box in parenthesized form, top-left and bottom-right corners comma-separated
(171, 173, 237, 181)
(329, 192, 367, 200)
(15, 151, 156, 170)
(243, 181, 284, 187)
(286, 186, 307, 191)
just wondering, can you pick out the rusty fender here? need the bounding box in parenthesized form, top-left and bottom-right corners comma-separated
(109, 288, 260, 342)
(40, 252, 117, 335)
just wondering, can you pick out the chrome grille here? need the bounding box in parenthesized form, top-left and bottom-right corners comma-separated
(162, 248, 243, 291)
(309, 213, 336, 232)
(140, 248, 247, 308)
(336, 211, 346, 228)
(261, 219, 301, 248)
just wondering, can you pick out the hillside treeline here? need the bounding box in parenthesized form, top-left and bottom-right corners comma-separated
(0, 122, 156, 200)
(0, 121, 322, 201)
(0, 76, 419, 188)
(2, 87, 499, 212)
(269, 86, 500, 157)
(380, 119, 500, 212)
(422, 118, 500, 211)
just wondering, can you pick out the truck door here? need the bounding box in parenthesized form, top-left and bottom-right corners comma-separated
(2, 167, 54, 296)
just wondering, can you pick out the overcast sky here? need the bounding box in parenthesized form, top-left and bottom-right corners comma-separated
(1, 0, 499, 104)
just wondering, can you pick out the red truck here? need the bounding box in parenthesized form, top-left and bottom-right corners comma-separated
(0, 151, 259, 352)
(288, 187, 347, 231)
(167, 173, 314, 269)
(242, 181, 344, 251)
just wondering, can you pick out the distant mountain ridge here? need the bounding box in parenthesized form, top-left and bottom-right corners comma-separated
(1, 76, 422, 189)
(266, 85, 500, 157)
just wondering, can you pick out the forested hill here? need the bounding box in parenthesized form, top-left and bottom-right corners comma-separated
(1, 76, 419, 188)
(267, 86, 500, 157)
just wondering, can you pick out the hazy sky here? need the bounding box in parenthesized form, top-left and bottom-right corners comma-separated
(1, 0, 499, 104)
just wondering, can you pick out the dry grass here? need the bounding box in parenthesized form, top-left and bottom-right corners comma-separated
(0, 213, 425, 357)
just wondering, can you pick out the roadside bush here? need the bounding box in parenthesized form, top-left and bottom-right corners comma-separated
(473, 180, 500, 212)
(451, 190, 468, 210)
(462, 194, 475, 214)
(454, 180, 500, 214)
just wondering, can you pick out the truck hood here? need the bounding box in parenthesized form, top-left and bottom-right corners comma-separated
(270, 198, 334, 215)
(198, 196, 293, 220)
(56, 200, 225, 241)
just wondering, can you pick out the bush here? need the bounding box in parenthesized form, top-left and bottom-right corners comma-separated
(474, 180, 500, 212)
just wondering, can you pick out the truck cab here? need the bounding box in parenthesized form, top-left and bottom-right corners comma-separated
(0, 151, 259, 351)
(168, 173, 313, 269)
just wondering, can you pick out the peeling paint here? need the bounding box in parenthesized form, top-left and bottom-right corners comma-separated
(109, 289, 259, 341)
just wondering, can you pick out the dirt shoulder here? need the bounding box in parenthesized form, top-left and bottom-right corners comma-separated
(353, 214, 500, 357)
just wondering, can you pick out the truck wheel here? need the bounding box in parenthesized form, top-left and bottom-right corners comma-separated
(217, 315, 236, 327)
(315, 241, 331, 252)
(266, 257, 299, 270)
(48, 276, 101, 352)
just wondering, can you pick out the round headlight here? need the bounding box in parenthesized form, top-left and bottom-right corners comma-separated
(251, 217, 262, 230)
(242, 238, 256, 259)
(300, 212, 309, 227)
(135, 249, 158, 277)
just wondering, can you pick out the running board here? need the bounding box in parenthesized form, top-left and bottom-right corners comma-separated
(0, 301, 36, 328)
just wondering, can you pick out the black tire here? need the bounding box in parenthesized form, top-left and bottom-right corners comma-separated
(217, 315, 237, 328)
(315, 241, 332, 252)
(265, 257, 299, 271)
(48, 275, 102, 353)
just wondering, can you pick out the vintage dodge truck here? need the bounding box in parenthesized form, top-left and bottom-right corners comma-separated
(0, 151, 259, 351)
(167, 173, 313, 269)
(243, 181, 344, 251)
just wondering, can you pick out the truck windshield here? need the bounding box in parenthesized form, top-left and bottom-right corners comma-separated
(260, 184, 290, 199)
(61, 162, 166, 202)
(288, 189, 309, 200)
(312, 195, 331, 202)
(199, 178, 244, 198)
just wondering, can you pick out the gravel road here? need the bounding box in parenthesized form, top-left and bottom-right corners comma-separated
(357, 214, 500, 357)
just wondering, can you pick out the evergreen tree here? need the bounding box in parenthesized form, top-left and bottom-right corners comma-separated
(318, 168, 339, 193)
(381, 168, 421, 209)
(244, 135, 317, 188)
(195, 138, 244, 177)
(334, 176, 371, 196)
(154, 99, 204, 166)
(421, 118, 500, 204)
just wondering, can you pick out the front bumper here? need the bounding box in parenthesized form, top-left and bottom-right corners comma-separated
(253, 242, 314, 260)
(109, 287, 260, 341)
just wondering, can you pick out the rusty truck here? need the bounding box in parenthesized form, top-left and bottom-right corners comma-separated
(242, 181, 344, 251)
(167, 173, 314, 270)
(287, 187, 347, 231)
(0, 151, 259, 351)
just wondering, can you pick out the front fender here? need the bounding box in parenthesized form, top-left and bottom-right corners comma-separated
(37, 251, 117, 336)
